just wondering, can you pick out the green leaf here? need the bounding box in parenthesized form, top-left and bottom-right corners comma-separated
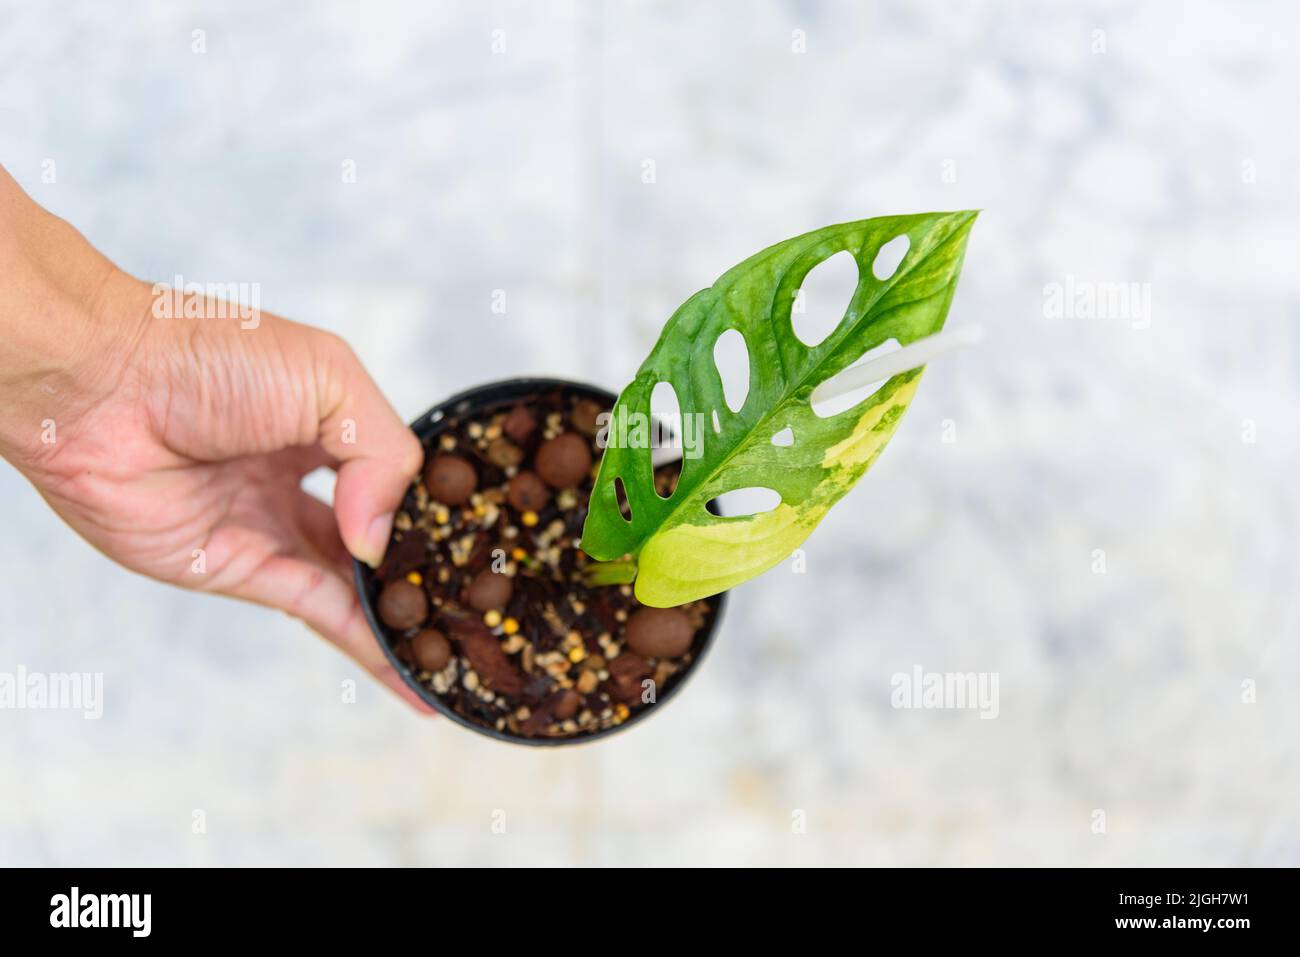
(581, 211, 978, 607)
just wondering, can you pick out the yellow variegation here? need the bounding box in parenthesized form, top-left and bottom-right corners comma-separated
(581, 213, 977, 606)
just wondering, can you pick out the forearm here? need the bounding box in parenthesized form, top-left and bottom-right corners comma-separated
(0, 166, 150, 466)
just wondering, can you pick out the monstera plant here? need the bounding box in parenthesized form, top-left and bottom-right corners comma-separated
(580, 210, 978, 607)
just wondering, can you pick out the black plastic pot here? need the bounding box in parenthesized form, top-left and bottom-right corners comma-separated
(354, 377, 727, 746)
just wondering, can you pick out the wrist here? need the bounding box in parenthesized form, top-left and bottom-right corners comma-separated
(0, 194, 153, 468)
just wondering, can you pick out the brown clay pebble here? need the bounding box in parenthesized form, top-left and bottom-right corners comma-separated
(377, 579, 428, 630)
(535, 432, 592, 489)
(502, 405, 537, 443)
(624, 607, 695, 658)
(571, 398, 605, 436)
(424, 454, 477, 505)
(486, 437, 524, 468)
(410, 629, 451, 672)
(553, 688, 582, 721)
(507, 471, 549, 512)
(466, 568, 513, 611)
(454, 621, 524, 695)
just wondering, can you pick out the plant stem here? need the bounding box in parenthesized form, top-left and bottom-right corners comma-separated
(581, 558, 638, 587)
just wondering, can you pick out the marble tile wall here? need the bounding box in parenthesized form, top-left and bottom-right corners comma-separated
(0, 0, 1295, 865)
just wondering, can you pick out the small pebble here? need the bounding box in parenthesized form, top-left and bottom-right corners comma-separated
(507, 471, 550, 512)
(625, 607, 695, 658)
(424, 454, 477, 505)
(466, 567, 513, 611)
(535, 432, 592, 488)
(377, 579, 428, 630)
(410, 629, 451, 671)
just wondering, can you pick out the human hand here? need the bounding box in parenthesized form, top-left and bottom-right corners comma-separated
(0, 168, 430, 711)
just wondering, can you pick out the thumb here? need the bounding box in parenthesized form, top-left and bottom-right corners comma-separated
(310, 331, 423, 567)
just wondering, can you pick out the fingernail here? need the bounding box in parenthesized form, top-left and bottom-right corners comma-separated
(361, 512, 394, 568)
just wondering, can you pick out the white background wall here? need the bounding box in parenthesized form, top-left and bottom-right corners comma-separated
(1, 0, 1296, 865)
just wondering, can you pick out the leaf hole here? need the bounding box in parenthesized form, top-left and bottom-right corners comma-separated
(712, 329, 750, 413)
(654, 458, 682, 500)
(648, 381, 687, 480)
(613, 476, 632, 522)
(711, 486, 781, 517)
(792, 250, 859, 347)
(770, 427, 795, 447)
(711, 409, 722, 434)
(810, 338, 902, 418)
(650, 380, 681, 437)
(872, 235, 910, 281)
